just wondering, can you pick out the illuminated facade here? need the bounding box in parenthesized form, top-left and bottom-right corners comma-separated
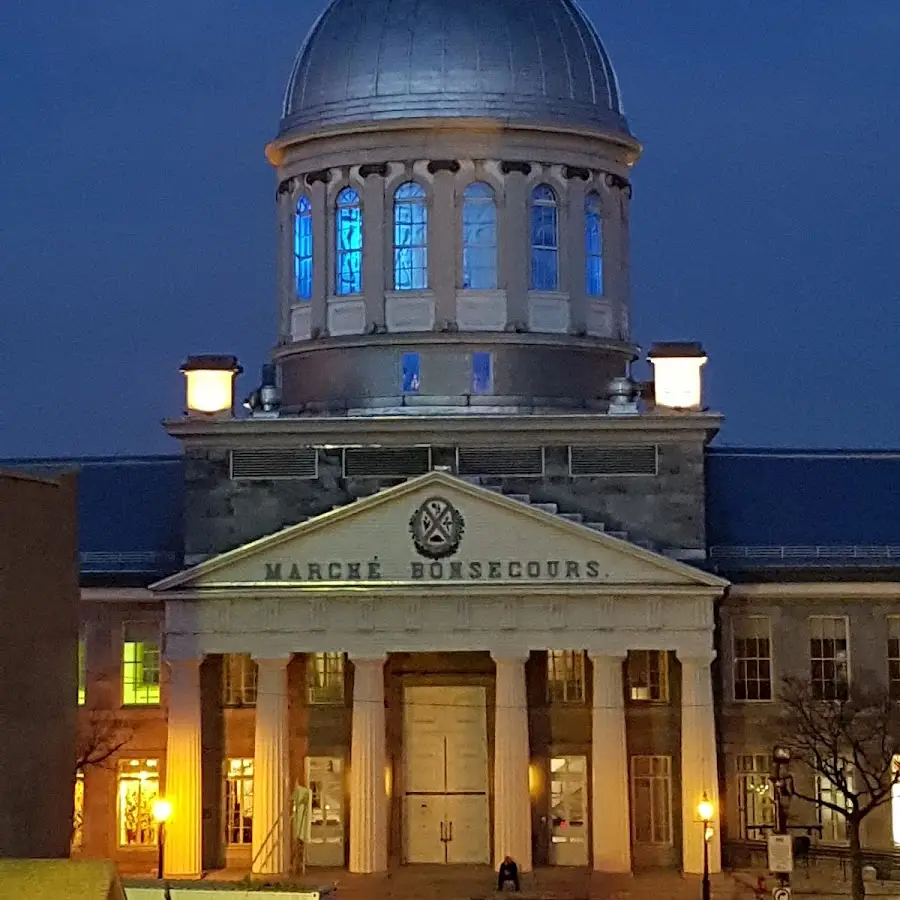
(6, 0, 900, 884)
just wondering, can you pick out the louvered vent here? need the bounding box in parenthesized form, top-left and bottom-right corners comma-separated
(569, 445, 658, 476)
(230, 448, 318, 480)
(343, 447, 432, 478)
(457, 447, 544, 476)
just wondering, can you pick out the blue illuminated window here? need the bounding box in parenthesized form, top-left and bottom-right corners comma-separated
(530, 185, 558, 291)
(401, 352, 421, 393)
(585, 192, 603, 296)
(393, 182, 428, 291)
(462, 183, 497, 289)
(472, 351, 492, 394)
(335, 187, 362, 295)
(295, 196, 313, 300)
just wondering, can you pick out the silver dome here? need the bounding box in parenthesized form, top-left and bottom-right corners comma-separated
(279, 0, 630, 138)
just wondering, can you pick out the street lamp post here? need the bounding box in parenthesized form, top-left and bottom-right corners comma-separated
(152, 798, 173, 879)
(697, 794, 715, 900)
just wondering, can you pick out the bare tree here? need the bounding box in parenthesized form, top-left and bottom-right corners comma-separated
(75, 711, 132, 773)
(775, 676, 900, 900)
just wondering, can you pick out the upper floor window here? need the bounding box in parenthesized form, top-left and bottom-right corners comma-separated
(627, 650, 668, 702)
(223, 653, 257, 707)
(462, 182, 497, 289)
(585, 192, 603, 296)
(122, 623, 160, 706)
(393, 182, 428, 291)
(530, 184, 559, 291)
(401, 351, 421, 393)
(547, 650, 585, 704)
(810, 616, 849, 701)
(295, 195, 313, 300)
(733, 616, 772, 701)
(335, 187, 362, 295)
(888, 618, 900, 700)
(77, 634, 86, 706)
(471, 351, 492, 394)
(308, 652, 345, 704)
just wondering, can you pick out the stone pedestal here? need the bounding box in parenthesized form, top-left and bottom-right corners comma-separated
(679, 653, 721, 875)
(163, 658, 203, 877)
(492, 654, 532, 872)
(349, 656, 387, 873)
(590, 653, 631, 873)
(251, 657, 290, 875)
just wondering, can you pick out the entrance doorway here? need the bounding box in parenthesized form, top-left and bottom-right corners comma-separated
(403, 685, 490, 864)
(549, 756, 589, 866)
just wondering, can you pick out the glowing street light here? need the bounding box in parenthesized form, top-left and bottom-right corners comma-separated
(697, 793, 715, 900)
(152, 797, 172, 879)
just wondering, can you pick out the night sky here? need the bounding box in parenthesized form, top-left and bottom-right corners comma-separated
(1, 1, 898, 458)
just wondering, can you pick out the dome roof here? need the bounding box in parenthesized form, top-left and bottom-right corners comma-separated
(279, 0, 630, 139)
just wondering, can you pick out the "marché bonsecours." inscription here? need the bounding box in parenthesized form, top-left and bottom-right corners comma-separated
(262, 558, 607, 582)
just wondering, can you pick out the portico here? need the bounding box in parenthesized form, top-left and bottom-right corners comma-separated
(153, 471, 726, 878)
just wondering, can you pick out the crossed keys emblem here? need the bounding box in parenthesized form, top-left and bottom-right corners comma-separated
(409, 496, 465, 559)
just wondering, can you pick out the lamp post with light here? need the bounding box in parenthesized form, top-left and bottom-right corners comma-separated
(697, 794, 715, 900)
(152, 798, 172, 879)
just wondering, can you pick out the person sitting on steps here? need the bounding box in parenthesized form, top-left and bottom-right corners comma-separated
(497, 855, 520, 892)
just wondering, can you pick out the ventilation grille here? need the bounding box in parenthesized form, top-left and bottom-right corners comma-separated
(569, 445, 658, 476)
(230, 448, 318, 480)
(457, 447, 544, 476)
(343, 447, 432, 478)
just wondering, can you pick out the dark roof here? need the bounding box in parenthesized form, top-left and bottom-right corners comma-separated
(706, 448, 900, 571)
(0, 455, 183, 577)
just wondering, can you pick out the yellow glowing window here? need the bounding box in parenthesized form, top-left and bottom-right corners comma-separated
(122, 624, 160, 706)
(77, 637, 86, 706)
(72, 770, 85, 851)
(117, 759, 159, 847)
(224, 758, 254, 845)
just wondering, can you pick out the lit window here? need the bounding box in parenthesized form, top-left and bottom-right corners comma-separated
(530, 185, 558, 291)
(122, 624, 160, 706)
(631, 756, 672, 845)
(472, 351, 492, 394)
(817, 772, 851, 843)
(585, 192, 603, 296)
(335, 187, 362, 295)
(547, 650, 585, 703)
(308, 653, 345, 704)
(78, 635, 86, 706)
(295, 196, 313, 300)
(400, 351, 420, 394)
(117, 759, 159, 847)
(462, 183, 497, 289)
(223, 654, 258, 707)
(810, 616, 849, 700)
(72, 770, 85, 851)
(307, 757, 344, 850)
(736, 754, 774, 840)
(891, 756, 900, 846)
(888, 619, 900, 700)
(733, 617, 773, 701)
(224, 758, 254, 845)
(627, 651, 668, 702)
(393, 182, 428, 291)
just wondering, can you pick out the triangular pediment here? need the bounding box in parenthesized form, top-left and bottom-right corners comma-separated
(153, 472, 726, 592)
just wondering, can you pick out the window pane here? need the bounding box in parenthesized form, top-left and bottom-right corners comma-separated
(295, 196, 313, 300)
(810, 617, 849, 700)
(393, 182, 428, 291)
(78, 636, 86, 706)
(225, 758, 254, 845)
(472, 351, 492, 394)
(401, 352, 421, 394)
(122, 626, 160, 706)
(631, 755, 672, 846)
(223, 654, 258, 707)
(733, 617, 773, 702)
(530, 185, 558, 290)
(308, 653, 345, 704)
(462, 183, 497, 289)
(547, 650, 585, 703)
(117, 759, 159, 846)
(335, 188, 362, 295)
(585, 192, 603, 296)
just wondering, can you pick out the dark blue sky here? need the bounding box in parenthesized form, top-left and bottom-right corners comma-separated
(1, 1, 898, 457)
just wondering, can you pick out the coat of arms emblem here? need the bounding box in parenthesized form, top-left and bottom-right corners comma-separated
(409, 496, 465, 559)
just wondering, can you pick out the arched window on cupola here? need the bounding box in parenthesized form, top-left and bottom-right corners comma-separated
(530, 184, 559, 291)
(335, 187, 362, 295)
(462, 183, 498, 290)
(585, 191, 603, 297)
(294, 195, 313, 300)
(393, 182, 428, 291)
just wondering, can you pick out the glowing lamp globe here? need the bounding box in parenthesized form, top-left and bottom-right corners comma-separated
(181, 355, 242, 416)
(152, 798, 173, 823)
(697, 796, 714, 822)
(648, 342, 708, 410)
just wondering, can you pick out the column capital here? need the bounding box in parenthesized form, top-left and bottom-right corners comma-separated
(251, 654, 293, 667)
(490, 652, 529, 665)
(675, 650, 717, 666)
(165, 656, 204, 669)
(348, 654, 386, 665)
(587, 650, 627, 663)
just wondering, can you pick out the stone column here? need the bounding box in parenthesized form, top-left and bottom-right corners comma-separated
(163, 658, 203, 877)
(589, 653, 631, 873)
(349, 656, 387, 873)
(431, 168, 457, 327)
(679, 652, 721, 875)
(500, 170, 530, 329)
(492, 654, 532, 872)
(361, 171, 386, 330)
(252, 657, 291, 875)
(566, 175, 588, 334)
(309, 177, 328, 335)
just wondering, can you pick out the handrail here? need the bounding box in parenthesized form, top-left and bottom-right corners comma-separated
(250, 801, 299, 875)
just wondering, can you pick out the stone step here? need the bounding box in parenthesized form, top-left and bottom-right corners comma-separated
(505, 493, 532, 504)
(607, 530, 628, 540)
(557, 512, 584, 524)
(530, 502, 558, 514)
(583, 522, 606, 532)
(635, 539, 656, 550)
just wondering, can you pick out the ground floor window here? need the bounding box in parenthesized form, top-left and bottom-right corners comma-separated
(549, 755, 588, 865)
(817, 774, 851, 844)
(117, 759, 159, 847)
(737, 754, 774, 840)
(892, 756, 900, 846)
(631, 755, 673, 845)
(225, 758, 254, 845)
(72, 770, 85, 850)
(307, 757, 344, 851)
